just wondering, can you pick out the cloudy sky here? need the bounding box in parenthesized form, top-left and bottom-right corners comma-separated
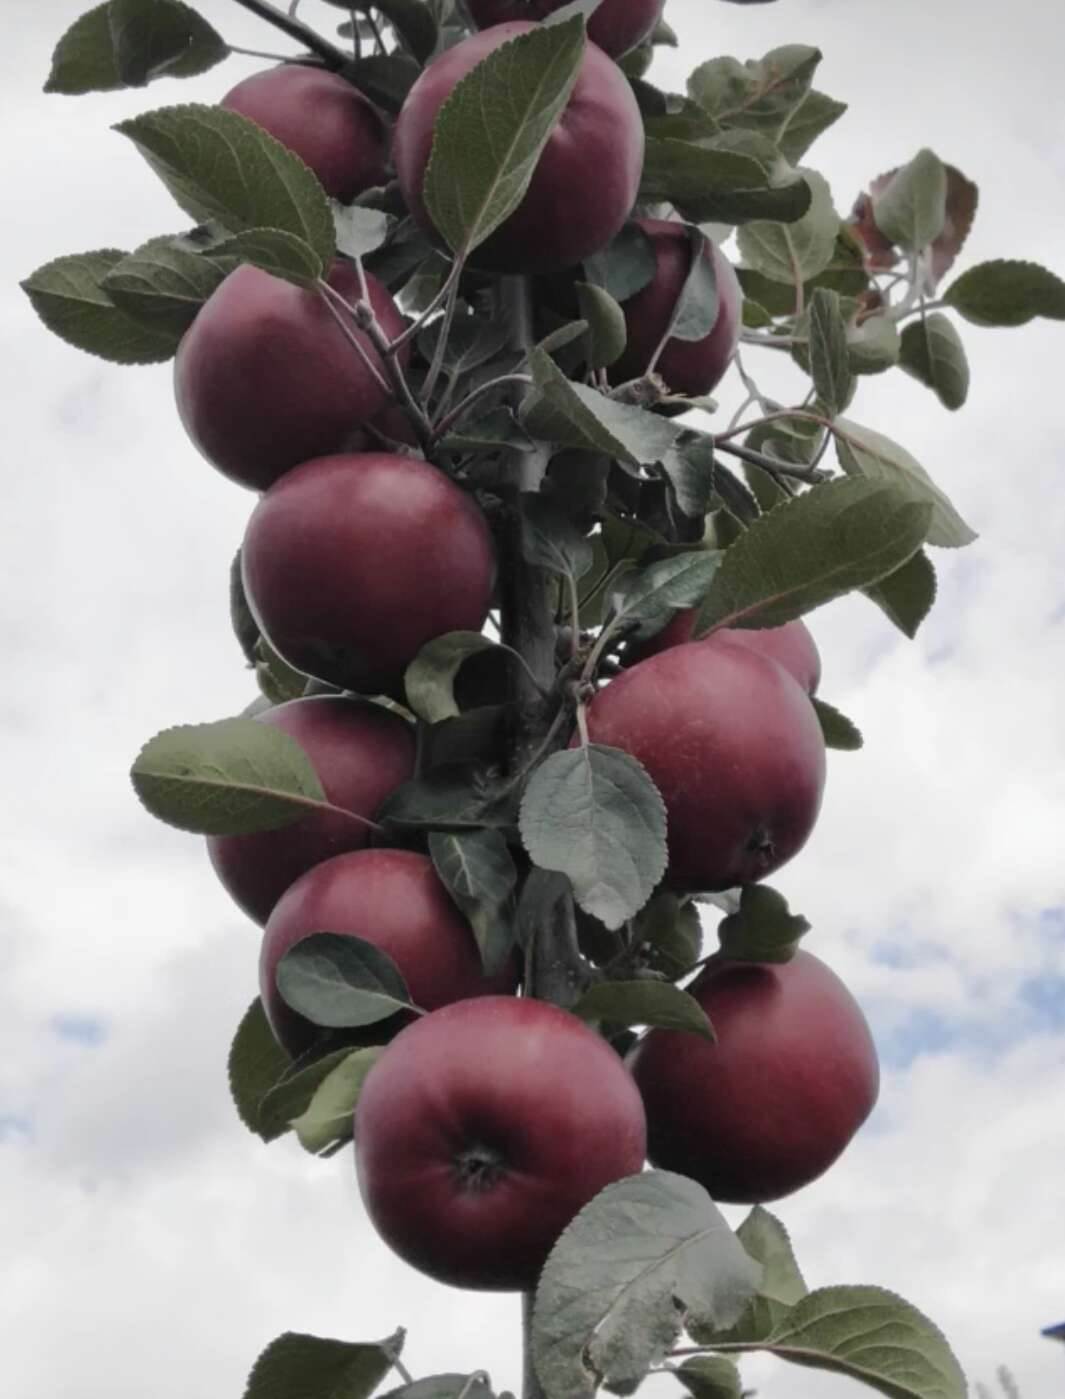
(2, 0, 1064, 1396)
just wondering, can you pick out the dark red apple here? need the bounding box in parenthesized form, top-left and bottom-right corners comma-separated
(354, 996, 647, 1289)
(629, 950, 879, 1202)
(628, 617, 822, 695)
(465, 0, 664, 58)
(584, 642, 826, 891)
(393, 22, 644, 273)
(220, 65, 389, 202)
(261, 850, 520, 1056)
(174, 261, 406, 492)
(609, 218, 743, 395)
(206, 696, 415, 926)
(241, 451, 497, 695)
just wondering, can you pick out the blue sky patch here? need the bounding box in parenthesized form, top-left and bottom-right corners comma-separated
(50, 1013, 107, 1047)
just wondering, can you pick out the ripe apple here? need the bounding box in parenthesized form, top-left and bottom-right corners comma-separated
(206, 696, 415, 926)
(174, 261, 407, 492)
(354, 996, 647, 1289)
(393, 22, 644, 273)
(261, 850, 520, 1056)
(609, 218, 743, 396)
(220, 64, 389, 202)
(465, 0, 664, 58)
(629, 950, 880, 1202)
(241, 451, 497, 695)
(584, 642, 826, 890)
(627, 617, 822, 695)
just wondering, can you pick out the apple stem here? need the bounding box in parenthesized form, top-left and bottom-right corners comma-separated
(714, 437, 831, 485)
(227, 0, 350, 70)
(421, 267, 466, 404)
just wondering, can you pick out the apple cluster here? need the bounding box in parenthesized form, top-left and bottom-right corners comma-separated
(172, 14, 879, 1295)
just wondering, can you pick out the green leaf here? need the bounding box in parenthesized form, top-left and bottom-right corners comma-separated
(667, 229, 721, 342)
(942, 258, 1065, 327)
(227, 998, 292, 1139)
(872, 149, 947, 253)
(676, 1356, 744, 1399)
(583, 222, 656, 303)
(429, 829, 518, 976)
(20, 249, 180, 363)
(419, 312, 511, 383)
(333, 205, 392, 260)
(807, 287, 854, 416)
(607, 551, 722, 644)
(694, 1206, 809, 1345)
(99, 234, 229, 334)
(532, 1172, 762, 1399)
(276, 932, 417, 1029)
(109, 0, 229, 87)
(776, 89, 847, 164)
(691, 478, 931, 635)
(641, 141, 812, 225)
(291, 1047, 382, 1154)
(634, 891, 703, 977)
(834, 419, 977, 548)
(361, 0, 437, 63)
(242, 1332, 401, 1399)
(378, 767, 514, 831)
(863, 548, 937, 639)
(736, 169, 839, 284)
(572, 981, 714, 1039)
(717, 885, 809, 962)
(404, 632, 500, 725)
(423, 18, 586, 257)
(114, 103, 335, 267)
(848, 313, 901, 375)
(575, 281, 627, 369)
(45, 0, 228, 94)
(208, 227, 324, 286)
(899, 313, 969, 409)
(811, 697, 863, 751)
(254, 637, 310, 706)
(755, 1285, 967, 1399)
(379, 1378, 495, 1399)
(661, 432, 722, 520)
(257, 1046, 356, 1141)
(521, 495, 595, 581)
(440, 406, 534, 455)
(130, 717, 328, 835)
(344, 53, 421, 113)
(688, 45, 821, 132)
(520, 746, 667, 931)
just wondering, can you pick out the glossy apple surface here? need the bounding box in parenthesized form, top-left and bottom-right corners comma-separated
(221, 65, 389, 202)
(629, 950, 880, 1202)
(174, 262, 406, 492)
(241, 452, 497, 695)
(465, 0, 664, 58)
(355, 996, 647, 1289)
(393, 22, 644, 273)
(261, 850, 519, 1056)
(584, 642, 826, 890)
(628, 617, 822, 695)
(609, 218, 743, 395)
(206, 696, 415, 926)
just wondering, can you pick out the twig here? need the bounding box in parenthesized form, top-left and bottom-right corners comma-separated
(229, 0, 350, 68)
(432, 374, 534, 438)
(714, 437, 830, 484)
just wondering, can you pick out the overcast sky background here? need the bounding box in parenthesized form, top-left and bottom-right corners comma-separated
(2, 0, 1064, 1395)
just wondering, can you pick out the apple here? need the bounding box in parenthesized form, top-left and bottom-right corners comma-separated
(465, 0, 664, 59)
(206, 696, 415, 926)
(609, 218, 743, 396)
(241, 451, 497, 695)
(174, 261, 407, 492)
(354, 996, 647, 1289)
(220, 64, 389, 203)
(393, 22, 644, 273)
(261, 850, 520, 1056)
(629, 950, 880, 1202)
(584, 641, 826, 891)
(627, 617, 822, 695)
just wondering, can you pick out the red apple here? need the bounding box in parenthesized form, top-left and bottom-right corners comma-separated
(206, 696, 415, 926)
(241, 452, 497, 695)
(393, 22, 644, 273)
(220, 64, 389, 202)
(609, 218, 743, 395)
(261, 850, 520, 1057)
(629, 950, 879, 1202)
(465, 0, 664, 58)
(628, 617, 822, 695)
(354, 996, 647, 1289)
(584, 642, 826, 891)
(174, 261, 406, 492)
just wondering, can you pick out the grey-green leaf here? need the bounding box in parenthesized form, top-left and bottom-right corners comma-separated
(423, 18, 586, 257)
(807, 287, 854, 416)
(242, 1332, 401, 1399)
(404, 632, 500, 725)
(100, 234, 229, 334)
(276, 932, 417, 1028)
(584, 222, 656, 303)
(693, 1206, 809, 1345)
(45, 0, 228, 94)
(429, 829, 518, 975)
(776, 89, 847, 164)
(532, 1171, 762, 1399)
(227, 998, 292, 1139)
(641, 141, 811, 225)
(575, 281, 627, 369)
(290, 1047, 382, 1154)
(717, 884, 809, 962)
(257, 1047, 357, 1142)
(130, 717, 327, 835)
(676, 1356, 744, 1399)
(942, 258, 1065, 327)
(522, 495, 596, 582)
(608, 551, 722, 644)
(736, 169, 838, 284)
(872, 149, 948, 253)
(519, 746, 667, 930)
(208, 227, 324, 286)
(899, 313, 969, 409)
(834, 418, 976, 548)
(114, 103, 335, 268)
(811, 697, 863, 751)
(333, 204, 392, 260)
(690, 477, 932, 636)
(572, 981, 714, 1039)
(863, 548, 937, 639)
